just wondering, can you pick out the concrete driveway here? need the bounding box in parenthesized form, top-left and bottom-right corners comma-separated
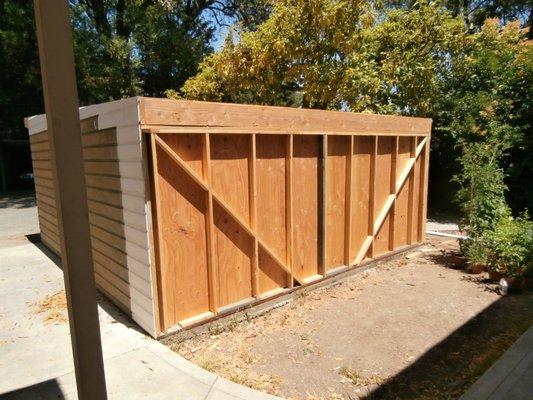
(0, 192, 278, 400)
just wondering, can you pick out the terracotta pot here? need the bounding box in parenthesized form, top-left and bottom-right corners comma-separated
(488, 268, 505, 282)
(469, 263, 486, 274)
(449, 254, 466, 268)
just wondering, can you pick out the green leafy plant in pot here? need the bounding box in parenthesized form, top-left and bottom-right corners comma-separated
(465, 237, 489, 274)
(486, 212, 533, 289)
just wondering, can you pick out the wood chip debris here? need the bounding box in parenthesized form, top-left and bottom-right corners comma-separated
(30, 290, 68, 324)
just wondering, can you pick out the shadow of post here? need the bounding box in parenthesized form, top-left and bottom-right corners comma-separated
(0, 379, 64, 399)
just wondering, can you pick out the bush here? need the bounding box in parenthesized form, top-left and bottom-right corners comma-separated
(453, 138, 509, 258)
(464, 236, 490, 267)
(486, 212, 533, 279)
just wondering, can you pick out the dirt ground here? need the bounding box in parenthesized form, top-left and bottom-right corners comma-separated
(164, 237, 533, 400)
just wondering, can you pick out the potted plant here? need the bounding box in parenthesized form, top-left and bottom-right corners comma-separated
(487, 213, 533, 290)
(464, 237, 489, 274)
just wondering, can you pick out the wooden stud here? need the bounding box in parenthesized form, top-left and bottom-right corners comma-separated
(407, 136, 416, 245)
(149, 134, 171, 328)
(249, 134, 259, 298)
(142, 133, 162, 335)
(368, 136, 378, 259)
(202, 133, 219, 313)
(389, 137, 399, 251)
(286, 134, 294, 288)
(318, 134, 327, 276)
(418, 136, 430, 242)
(344, 136, 354, 266)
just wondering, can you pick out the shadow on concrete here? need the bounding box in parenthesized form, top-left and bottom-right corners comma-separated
(0, 190, 36, 209)
(0, 379, 64, 399)
(361, 290, 533, 400)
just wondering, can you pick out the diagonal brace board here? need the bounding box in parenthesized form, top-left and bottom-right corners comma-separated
(153, 134, 303, 287)
(353, 137, 427, 265)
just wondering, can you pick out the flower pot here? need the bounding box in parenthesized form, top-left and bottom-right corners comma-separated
(488, 268, 505, 282)
(468, 263, 486, 274)
(449, 254, 466, 269)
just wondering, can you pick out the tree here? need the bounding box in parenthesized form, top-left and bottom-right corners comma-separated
(0, 0, 43, 140)
(180, 0, 464, 115)
(0, 0, 270, 140)
(433, 19, 533, 212)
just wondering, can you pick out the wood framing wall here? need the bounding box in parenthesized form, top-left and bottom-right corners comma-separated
(27, 97, 431, 337)
(141, 98, 432, 332)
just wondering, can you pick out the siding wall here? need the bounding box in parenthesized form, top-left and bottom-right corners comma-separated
(27, 98, 157, 337)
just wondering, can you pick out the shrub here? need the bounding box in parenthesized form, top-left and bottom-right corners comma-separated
(486, 212, 533, 279)
(453, 138, 509, 258)
(465, 236, 490, 267)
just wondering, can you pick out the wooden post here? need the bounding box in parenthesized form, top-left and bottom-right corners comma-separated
(286, 135, 293, 288)
(344, 136, 353, 266)
(389, 137, 398, 250)
(318, 134, 327, 276)
(202, 133, 219, 312)
(249, 134, 259, 298)
(34, 1, 107, 399)
(368, 136, 377, 258)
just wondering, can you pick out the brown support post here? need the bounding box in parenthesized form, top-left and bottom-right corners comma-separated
(368, 136, 378, 258)
(286, 134, 294, 288)
(33, 1, 107, 399)
(406, 136, 416, 245)
(318, 134, 327, 276)
(249, 134, 259, 298)
(203, 133, 219, 312)
(344, 136, 354, 266)
(418, 135, 431, 242)
(389, 137, 398, 251)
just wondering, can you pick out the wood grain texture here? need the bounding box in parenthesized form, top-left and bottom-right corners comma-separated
(326, 136, 348, 269)
(374, 137, 393, 256)
(140, 97, 432, 136)
(292, 135, 319, 281)
(394, 137, 412, 248)
(210, 135, 253, 306)
(351, 136, 373, 261)
(256, 135, 289, 293)
(155, 142, 210, 324)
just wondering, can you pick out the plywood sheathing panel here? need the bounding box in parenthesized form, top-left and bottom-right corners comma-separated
(155, 142, 210, 325)
(326, 136, 348, 269)
(210, 135, 253, 306)
(292, 135, 320, 281)
(374, 137, 393, 256)
(256, 135, 289, 293)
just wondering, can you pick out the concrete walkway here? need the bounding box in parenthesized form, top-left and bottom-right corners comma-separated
(460, 324, 533, 400)
(0, 196, 279, 400)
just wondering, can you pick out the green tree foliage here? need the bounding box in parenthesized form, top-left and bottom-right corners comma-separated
(180, 0, 465, 113)
(180, 2, 532, 213)
(0, 0, 270, 140)
(0, 1, 43, 140)
(434, 20, 532, 211)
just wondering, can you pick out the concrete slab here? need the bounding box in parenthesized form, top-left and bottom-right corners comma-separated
(460, 324, 533, 400)
(0, 198, 281, 400)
